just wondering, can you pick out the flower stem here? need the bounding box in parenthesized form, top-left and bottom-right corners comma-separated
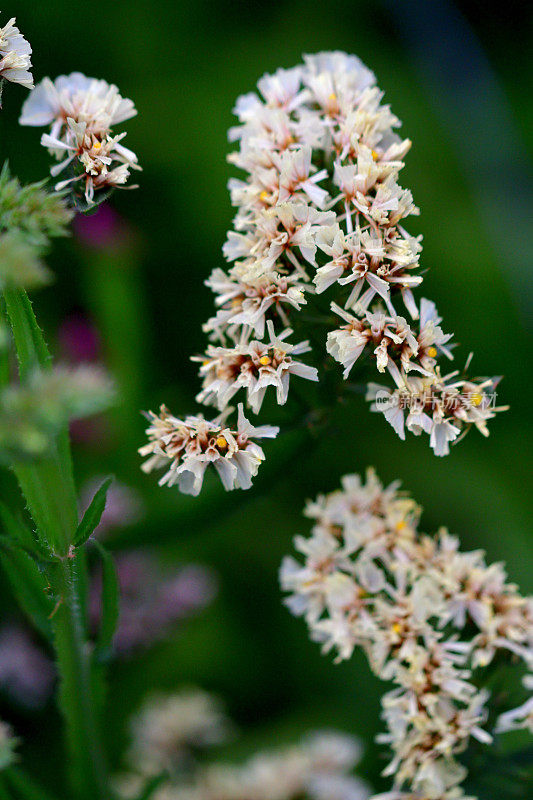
(2, 288, 110, 799)
(50, 555, 109, 800)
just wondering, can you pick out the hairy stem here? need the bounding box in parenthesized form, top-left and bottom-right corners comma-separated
(51, 555, 109, 800)
(2, 288, 110, 798)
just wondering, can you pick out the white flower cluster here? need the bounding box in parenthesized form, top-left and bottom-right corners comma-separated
(140, 52, 506, 496)
(139, 403, 278, 496)
(126, 689, 232, 778)
(197, 52, 504, 455)
(280, 469, 533, 800)
(0, 15, 33, 91)
(194, 320, 318, 414)
(160, 733, 369, 800)
(19, 72, 140, 204)
(0, 719, 18, 771)
(118, 689, 368, 800)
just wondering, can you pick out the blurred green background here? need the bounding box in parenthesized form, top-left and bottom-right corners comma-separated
(0, 0, 532, 796)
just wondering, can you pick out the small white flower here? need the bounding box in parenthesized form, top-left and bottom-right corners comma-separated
(139, 403, 278, 496)
(195, 321, 318, 413)
(20, 72, 136, 134)
(126, 689, 231, 776)
(367, 368, 506, 456)
(0, 15, 33, 90)
(20, 72, 139, 204)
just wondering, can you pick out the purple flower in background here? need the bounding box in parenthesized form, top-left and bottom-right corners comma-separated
(74, 204, 127, 250)
(58, 313, 101, 363)
(57, 315, 109, 444)
(90, 553, 217, 655)
(0, 626, 55, 710)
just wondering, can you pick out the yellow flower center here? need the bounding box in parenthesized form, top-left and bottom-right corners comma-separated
(259, 190, 269, 201)
(216, 436, 228, 449)
(427, 346, 437, 358)
(471, 393, 483, 407)
(392, 622, 402, 635)
(259, 355, 272, 366)
(371, 150, 379, 161)
(93, 140, 102, 150)
(328, 92, 337, 102)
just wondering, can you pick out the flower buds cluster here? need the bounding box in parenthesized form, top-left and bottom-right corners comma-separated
(19, 73, 140, 206)
(281, 469, 532, 800)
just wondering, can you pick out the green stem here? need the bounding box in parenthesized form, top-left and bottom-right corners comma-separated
(50, 556, 109, 800)
(3, 289, 77, 553)
(2, 288, 110, 798)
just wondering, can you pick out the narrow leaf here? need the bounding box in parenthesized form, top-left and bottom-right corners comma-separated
(0, 499, 44, 557)
(74, 477, 113, 547)
(3, 289, 78, 552)
(3, 288, 51, 379)
(92, 540, 119, 661)
(0, 537, 53, 639)
(135, 773, 168, 800)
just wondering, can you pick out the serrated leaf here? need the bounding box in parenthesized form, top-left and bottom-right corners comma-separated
(3, 288, 51, 379)
(0, 536, 53, 639)
(2, 289, 78, 552)
(92, 540, 119, 662)
(74, 477, 113, 547)
(0, 499, 47, 558)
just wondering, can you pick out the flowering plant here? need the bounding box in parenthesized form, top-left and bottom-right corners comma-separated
(281, 469, 532, 799)
(0, 12, 528, 800)
(141, 51, 505, 503)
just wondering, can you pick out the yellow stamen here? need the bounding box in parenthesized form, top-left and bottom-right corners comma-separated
(392, 622, 402, 635)
(396, 520, 407, 532)
(471, 392, 483, 407)
(328, 92, 337, 102)
(259, 190, 269, 201)
(427, 346, 437, 358)
(93, 140, 102, 150)
(231, 298, 242, 308)
(216, 436, 228, 449)
(259, 355, 271, 366)
(371, 149, 379, 161)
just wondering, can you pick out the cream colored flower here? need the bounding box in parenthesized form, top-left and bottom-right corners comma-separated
(281, 469, 532, 800)
(0, 15, 32, 90)
(139, 404, 278, 496)
(20, 72, 139, 204)
(195, 322, 318, 413)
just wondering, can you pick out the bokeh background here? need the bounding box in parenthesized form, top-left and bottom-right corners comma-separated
(0, 0, 532, 796)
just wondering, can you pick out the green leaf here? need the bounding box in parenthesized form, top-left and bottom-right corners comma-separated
(0, 536, 53, 639)
(91, 540, 119, 662)
(4, 766, 60, 800)
(3, 288, 51, 379)
(0, 499, 45, 557)
(74, 477, 113, 547)
(2, 289, 78, 553)
(13, 452, 78, 554)
(134, 774, 168, 800)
